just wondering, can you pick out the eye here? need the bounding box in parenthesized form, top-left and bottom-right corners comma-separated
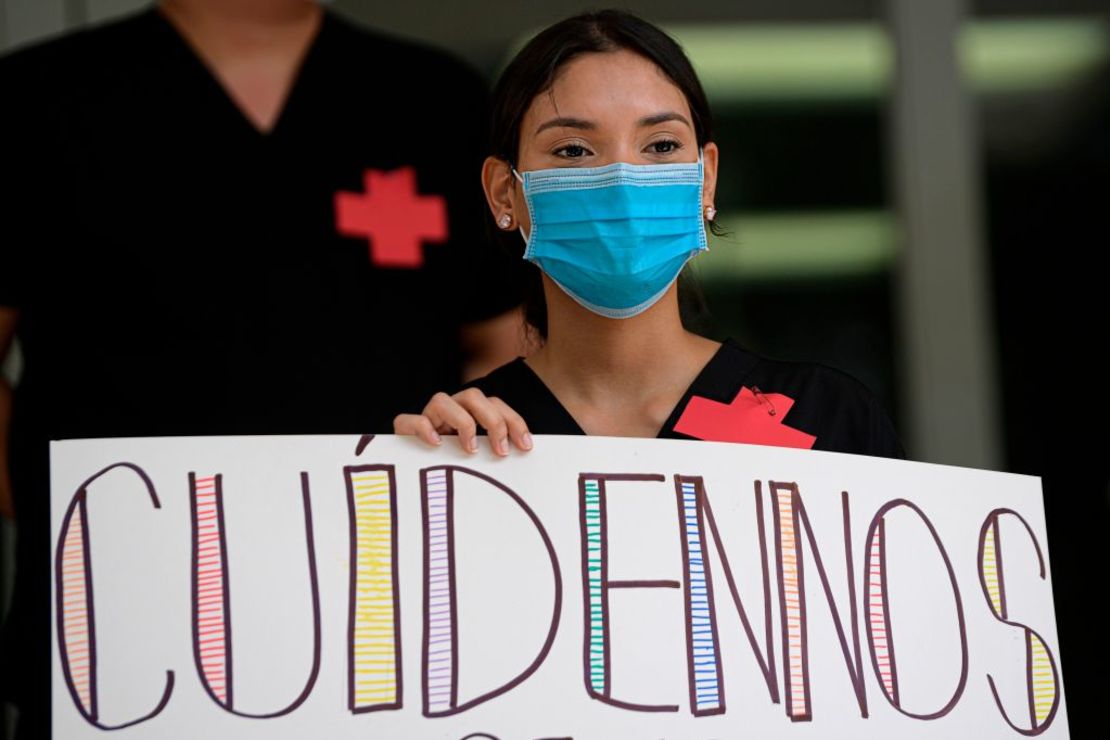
(647, 139, 682, 155)
(553, 143, 592, 159)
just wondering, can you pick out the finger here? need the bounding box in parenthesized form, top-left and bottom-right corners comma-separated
(395, 414, 437, 448)
(392, 413, 420, 435)
(393, 414, 442, 447)
(488, 397, 532, 451)
(424, 393, 479, 453)
(454, 388, 510, 456)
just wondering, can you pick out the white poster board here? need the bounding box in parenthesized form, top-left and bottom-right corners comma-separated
(50, 434, 1068, 738)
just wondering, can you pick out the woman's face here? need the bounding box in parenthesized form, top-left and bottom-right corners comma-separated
(484, 48, 719, 242)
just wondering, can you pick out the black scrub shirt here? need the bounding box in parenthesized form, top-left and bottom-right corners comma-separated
(468, 338, 906, 459)
(0, 9, 517, 734)
(1, 8, 518, 440)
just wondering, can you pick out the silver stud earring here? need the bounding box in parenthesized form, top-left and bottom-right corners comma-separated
(705, 205, 717, 222)
(497, 213, 512, 229)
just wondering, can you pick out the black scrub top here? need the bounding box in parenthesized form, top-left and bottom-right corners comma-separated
(0, 8, 518, 440)
(0, 9, 517, 733)
(468, 338, 906, 459)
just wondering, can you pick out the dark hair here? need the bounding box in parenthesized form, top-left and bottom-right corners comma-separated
(489, 9, 716, 339)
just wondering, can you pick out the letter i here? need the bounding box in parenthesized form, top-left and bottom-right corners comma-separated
(346, 465, 403, 712)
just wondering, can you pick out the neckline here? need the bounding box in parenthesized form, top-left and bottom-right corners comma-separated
(515, 338, 747, 438)
(149, 6, 329, 138)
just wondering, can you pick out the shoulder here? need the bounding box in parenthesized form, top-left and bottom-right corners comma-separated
(705, 339, 875, 405)
(0, 10, 154, 80)
(723, 340, 907, 460)
(320, 12, 487, 95)
(314, 12, 489, 142)
(751, 350, 879, 411)
(463, 358, 533, 402)
(0, 10, 167, 131)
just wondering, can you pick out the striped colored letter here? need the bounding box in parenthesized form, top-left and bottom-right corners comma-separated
(422, 467, 456, 715)
(346, 465, 402, 712)
(191, 474, 231, 706)
(188, 471, 321, 718)
(978, 509, 1060, 734)
(675, 477, 780, 717)
(422, 466, 561, 717)
(676, 477, 725, 715)
(865, 516, 898, 704)
(771, 483, 867, 721)
(579, 473, 678, 713)
(54, 463, 174, 730)
(864, 499, 968, 719)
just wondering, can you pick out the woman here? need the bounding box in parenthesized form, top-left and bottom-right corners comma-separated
(395, 9, 905, 460)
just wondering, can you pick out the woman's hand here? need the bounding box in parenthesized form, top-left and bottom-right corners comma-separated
(393, 388, 533, 456)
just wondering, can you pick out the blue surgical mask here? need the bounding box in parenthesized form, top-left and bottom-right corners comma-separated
(514, 151, 708, 319)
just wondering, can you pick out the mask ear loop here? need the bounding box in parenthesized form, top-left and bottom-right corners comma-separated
(696, 146, 710, 251)
(509, 165, 530, 245)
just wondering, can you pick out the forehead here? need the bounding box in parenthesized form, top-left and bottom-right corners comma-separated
(521, 49, 691, 133)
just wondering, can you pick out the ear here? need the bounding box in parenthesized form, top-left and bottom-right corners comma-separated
(701, 141, 720, 216)
(481, 156, 524, 232)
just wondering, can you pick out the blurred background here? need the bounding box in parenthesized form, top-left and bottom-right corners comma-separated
(2, 0, 1107, 735)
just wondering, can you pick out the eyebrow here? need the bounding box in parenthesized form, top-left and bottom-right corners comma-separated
(638, 111, 692, 128)
(534, 111, 692, 136)
(534, 116, 596, 135)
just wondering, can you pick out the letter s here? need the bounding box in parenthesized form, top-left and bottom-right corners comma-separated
(978, 508, 1061, 735)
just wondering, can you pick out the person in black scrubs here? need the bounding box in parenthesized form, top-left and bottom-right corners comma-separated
(0, 1, 521, 735)
(395, 10, 904, 460)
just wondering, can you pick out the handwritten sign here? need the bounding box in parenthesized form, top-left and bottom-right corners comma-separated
(50, 435, 1069, 738)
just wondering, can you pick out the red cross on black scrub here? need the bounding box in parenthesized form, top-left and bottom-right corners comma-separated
(334, 167, 448, 268)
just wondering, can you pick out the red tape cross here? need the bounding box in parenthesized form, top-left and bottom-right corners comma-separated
(334, 167, 448, 268)
(674, 386, 816, 449)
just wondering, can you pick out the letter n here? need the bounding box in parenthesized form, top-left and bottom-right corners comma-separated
(770, 482, 867, 721)
(676, 476, 780, 717)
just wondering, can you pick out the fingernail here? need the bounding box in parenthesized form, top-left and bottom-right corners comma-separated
(467, 437, 478, 452)
(431, 431, 441, 444)
(497, 437, 509, 456)
(522, 433, 533, 450)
